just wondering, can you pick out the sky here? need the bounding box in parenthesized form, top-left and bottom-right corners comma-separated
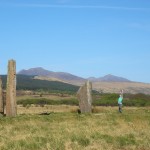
(0, 0, 150, 83)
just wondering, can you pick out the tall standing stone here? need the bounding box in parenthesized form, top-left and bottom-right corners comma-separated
(0, 77, 3, 113)
(77, 80, 92, 113)
(6, 60, 17, 117)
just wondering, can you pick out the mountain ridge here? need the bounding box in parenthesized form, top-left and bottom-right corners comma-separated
(18, 67, 86, 82)
(88, 74, 131, 82)
(18, 67, 130, 82)
(14, 67, 150, 94)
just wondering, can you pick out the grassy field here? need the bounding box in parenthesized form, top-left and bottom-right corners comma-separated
(0, 106, 150, 150)
(16, 92, 150, 107)
(16, 93, 76, 102)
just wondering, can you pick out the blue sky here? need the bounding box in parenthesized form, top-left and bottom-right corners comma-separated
(0, 0, 150, 83)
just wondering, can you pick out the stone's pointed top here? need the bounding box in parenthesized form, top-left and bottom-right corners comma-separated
(87, 80, 90, 83)
(86, 80, 92, 88)
(9, 59, 16, 62)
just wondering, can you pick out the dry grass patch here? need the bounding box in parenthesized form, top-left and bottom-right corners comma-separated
(17, 94, 75, 101)
(17, 105, 79, 114)
(0, 107, 150, 150)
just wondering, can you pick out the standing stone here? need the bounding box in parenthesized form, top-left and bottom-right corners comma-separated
(0, 77, 3, 113)
(77, 80, 92, 113)
(6, 60, 17, 117)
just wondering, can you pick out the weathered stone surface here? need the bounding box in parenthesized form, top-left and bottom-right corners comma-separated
(6, 60, 17, 117)
(0, 77, 3, 113)
(77, 80, 92, 113)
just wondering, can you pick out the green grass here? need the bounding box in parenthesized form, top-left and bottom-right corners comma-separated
(17, 93, 150, 107)
(17, 98, 78, 107)
(93, 93, 150, 107)
(0, 107, 150, 150)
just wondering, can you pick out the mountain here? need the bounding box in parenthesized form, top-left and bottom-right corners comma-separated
(88, 74, 130, 82)
(18, 67, 54, 76)
(18, 68, 130, 82)
(18, 67, 86, 83)
(9, 68, 150, 94)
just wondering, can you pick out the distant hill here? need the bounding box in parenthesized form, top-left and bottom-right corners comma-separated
(92, 81, 150, 95)
(88, 74, 130, 82)
(18, 67, 53, 76)
(18, 67, 86, 83)
(1, 73, 150, 94)
(16, 67, 150, 94)
(18, 67, 131, 83)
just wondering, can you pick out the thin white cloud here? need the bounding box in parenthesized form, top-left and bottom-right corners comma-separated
(128, 23, 150, 31)
(57, 0, 71, 4)
(3, 3, 150, 11)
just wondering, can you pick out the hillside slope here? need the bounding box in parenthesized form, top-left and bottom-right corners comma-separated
(1, 75, 79, 93)
(16, 67, 150, 94)
(92, 81, 150, 94)
(1, 74, 150, 94)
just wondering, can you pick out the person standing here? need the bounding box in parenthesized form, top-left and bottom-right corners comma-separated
(118, 91, 123, 113)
